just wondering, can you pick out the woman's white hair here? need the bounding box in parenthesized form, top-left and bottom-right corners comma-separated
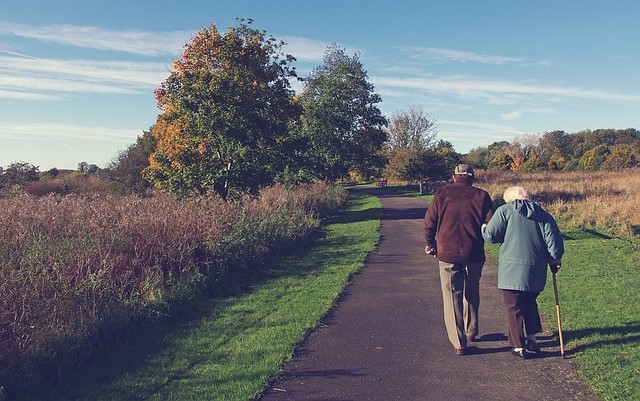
(503, 186, 531, 203)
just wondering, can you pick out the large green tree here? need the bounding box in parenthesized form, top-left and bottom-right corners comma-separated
(467, 141, 510, 170)
(578, 144, 610, 171)
(601, 144, 640, 170)
(107, 129, 157, 194)
(0, 162, 39, 187)
(146, 19, 301, 199)
(464, 146, 490, 170)
(299, 45, 388, 181)
(383, 142, 460, 183)
(538, 130, 572, 162)
(431, 140, 462, 180)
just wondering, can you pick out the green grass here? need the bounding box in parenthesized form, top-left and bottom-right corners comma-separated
(22, 190, 381, 401)
(486, 230, 640, 401)
(374, 183, 435, 203)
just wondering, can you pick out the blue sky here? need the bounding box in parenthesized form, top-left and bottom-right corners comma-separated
(1, 0, 639, 170)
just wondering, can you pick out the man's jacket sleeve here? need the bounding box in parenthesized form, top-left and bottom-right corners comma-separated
(424, 197, 439, 248)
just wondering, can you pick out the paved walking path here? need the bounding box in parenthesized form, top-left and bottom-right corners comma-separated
(260, 188, 599, 401)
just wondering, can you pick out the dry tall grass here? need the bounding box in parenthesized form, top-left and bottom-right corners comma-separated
(0, 182, 346, 391)
(476, 170, 640, 236)
(21, 174, 113, 196)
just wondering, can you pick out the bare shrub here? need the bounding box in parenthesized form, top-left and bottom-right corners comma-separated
(23, 174, 113, 196)
(23, 180, 68, 196)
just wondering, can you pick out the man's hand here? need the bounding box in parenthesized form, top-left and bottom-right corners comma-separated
(549, 259, 561, 274)
(425, 245, 437, 257)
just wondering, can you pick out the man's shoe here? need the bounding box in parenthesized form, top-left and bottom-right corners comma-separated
(466, 335, 476, 343)
(454, 347, 466, 356)
(510, 348, 528, 359)
(525, 340, 541, 353)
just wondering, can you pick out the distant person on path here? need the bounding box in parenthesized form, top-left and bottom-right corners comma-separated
(424, 164, 494, 355)
(481, 186, 564, 359)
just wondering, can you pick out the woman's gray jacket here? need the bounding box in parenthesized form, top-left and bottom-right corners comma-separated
(482, 199, 564, 293)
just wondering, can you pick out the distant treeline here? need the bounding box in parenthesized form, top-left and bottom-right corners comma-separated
(3, 127, 639, 197)
(464, 128, 640, 172)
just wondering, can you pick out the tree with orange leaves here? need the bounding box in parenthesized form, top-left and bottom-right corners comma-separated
(146, 19, 301, 199)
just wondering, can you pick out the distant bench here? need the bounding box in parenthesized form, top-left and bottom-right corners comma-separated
(376, 178, 388, 187)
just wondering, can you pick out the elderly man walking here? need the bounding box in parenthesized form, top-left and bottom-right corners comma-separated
(424, 164, 494, 355)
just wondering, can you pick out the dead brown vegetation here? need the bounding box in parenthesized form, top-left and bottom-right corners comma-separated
(476, 169, 640, 236)
(0, 182, 346, 391)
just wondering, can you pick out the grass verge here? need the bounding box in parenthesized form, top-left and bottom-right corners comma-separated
(486, 229, 640, 401)
(376, 183, 435, 204)
(21, 189, 381, 401)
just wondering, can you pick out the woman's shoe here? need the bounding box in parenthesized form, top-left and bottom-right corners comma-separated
(510, 348, 528, 359)
(525, 340, 541, 353)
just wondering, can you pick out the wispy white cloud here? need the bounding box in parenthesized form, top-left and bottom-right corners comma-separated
(280, 35, 366, 65)
(1, 56, 168, 86)
(0, 50, 37, 58)
(0, 22, 190, 56)
(530, 107, 555, 114)
(440, 119, 521, 133)
(438, 119, 523, 151)
(406, 47, 527, 65)
(0, 74, 139, 94)
(372, 75, 640, 103)
(500, 110, 523, 121)
(280, 36, 329, 62)
(0, 55, 168, 98)
(500, 108, 555, 121)
(0, 122, 140, 143)
(0, 89, 60, 100)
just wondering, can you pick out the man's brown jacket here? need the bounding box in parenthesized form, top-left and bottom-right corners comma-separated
(424, 182, 494, 263)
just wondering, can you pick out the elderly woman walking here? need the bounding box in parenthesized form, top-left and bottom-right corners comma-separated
(482, 186, 564, 359)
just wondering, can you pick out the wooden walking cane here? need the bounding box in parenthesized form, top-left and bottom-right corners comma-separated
(552, 271, 565, 358)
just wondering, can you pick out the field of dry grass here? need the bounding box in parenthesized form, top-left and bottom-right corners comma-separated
(476, 170, 640, 237)
(0, 182, 346, 392)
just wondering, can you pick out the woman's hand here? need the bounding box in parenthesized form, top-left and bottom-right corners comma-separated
(549, 259, 562, 273)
